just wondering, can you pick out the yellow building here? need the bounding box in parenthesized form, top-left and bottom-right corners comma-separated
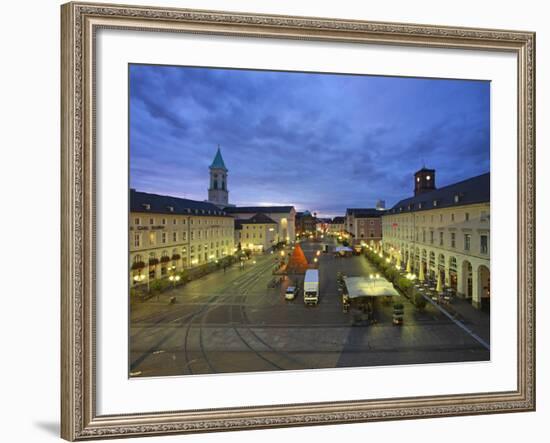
(129, 190, 234, 286)
(382, 169, 490, 310)
(225, 206, 295, 244)
(234, 213, 278, 252)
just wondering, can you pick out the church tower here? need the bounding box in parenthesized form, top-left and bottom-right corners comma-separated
(414, 167, 436, 196)
(208, 146, 229, 206)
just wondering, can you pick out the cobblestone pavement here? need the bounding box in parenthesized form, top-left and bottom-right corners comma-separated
(129, 239, 490, 377)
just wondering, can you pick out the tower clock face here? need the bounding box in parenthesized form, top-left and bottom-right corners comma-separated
(417, 177, 420, 182)
(426, 175, 431, 180)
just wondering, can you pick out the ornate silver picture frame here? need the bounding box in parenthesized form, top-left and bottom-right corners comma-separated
(61, 2, 535, 440)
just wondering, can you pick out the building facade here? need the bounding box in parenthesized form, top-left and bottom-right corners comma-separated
(295, 210, 317, 235)
(345, 208, 384, 245)
(129, 190, 235, 286)
(328, 216, 346, 235)
(381, 170, 490, 309)
(225, 206, 296, 244)
(315, 217, 331, 234)
(234, 213, 278, 252)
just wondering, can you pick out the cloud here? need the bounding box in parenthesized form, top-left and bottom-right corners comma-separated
(129, 65, 490, 216)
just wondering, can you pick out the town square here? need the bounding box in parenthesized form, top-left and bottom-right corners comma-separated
(129, 65, 490, 377)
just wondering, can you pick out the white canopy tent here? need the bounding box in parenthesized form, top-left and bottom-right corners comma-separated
(343, 276, 400, 299)
(334, 246, 353, 253)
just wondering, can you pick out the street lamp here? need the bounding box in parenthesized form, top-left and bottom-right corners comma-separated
(132, 273, 147, 290)
(169, 274, 181, 288)
(370, 273, 380, 288)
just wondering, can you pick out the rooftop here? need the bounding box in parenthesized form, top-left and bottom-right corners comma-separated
(346, 208, 383, 218)
(234, 213, 277, 230)
(225, 205, 295, 214)
(388, 172, 490, 214)
(130, 190, 230, 217)
(209, 147, 227, 171)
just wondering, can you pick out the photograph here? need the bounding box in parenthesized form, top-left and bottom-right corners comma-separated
(128, 64, 491, 377)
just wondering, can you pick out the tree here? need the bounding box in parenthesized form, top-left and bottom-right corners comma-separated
(286, 244, 309, 274)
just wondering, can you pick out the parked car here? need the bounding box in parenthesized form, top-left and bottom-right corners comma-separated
(285, 286, 298, 300)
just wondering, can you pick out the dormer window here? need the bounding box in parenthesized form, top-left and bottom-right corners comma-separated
(454, 194, 461, 203)
(167, 206, 174, 212)
(418, 202, 423, 209)
(433, 200, 438, 207)
(142, 203, 151, 210)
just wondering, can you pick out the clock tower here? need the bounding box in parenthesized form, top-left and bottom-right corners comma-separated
(414, 167, 436, 196)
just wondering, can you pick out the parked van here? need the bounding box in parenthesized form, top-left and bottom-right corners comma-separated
(304, 269, 320, 305)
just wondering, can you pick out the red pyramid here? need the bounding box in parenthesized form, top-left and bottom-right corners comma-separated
(287, 244, 309, 274)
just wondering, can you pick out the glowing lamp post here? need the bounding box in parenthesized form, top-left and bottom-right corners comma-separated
(168, 274, 181, 288)
(132, 273, 148, 292)
(370, 273, 380, 288)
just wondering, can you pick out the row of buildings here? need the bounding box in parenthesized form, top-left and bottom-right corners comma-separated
(130, 147, 490, 309)
(381, 168, 490, 309)
(323, 167, 490, 309)
(130, 148, 295, 286)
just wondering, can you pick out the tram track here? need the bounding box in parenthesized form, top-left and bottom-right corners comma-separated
(130, 255, 276, 374)
(222, 264, 310, 372)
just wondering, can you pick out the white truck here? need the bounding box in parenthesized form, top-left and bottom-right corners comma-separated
(303, 269, 320, 305)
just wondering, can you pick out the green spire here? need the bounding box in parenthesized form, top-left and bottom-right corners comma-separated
(209, 145, 227, 170)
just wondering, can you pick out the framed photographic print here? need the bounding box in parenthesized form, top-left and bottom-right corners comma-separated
(61, 1, 536, 440)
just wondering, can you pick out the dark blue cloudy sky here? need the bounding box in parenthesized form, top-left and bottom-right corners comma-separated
(129, 64, 490, 218)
